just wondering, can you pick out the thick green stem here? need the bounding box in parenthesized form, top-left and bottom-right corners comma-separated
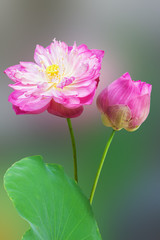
(90, 130, 116, 204)
(67, 118, 78, 182)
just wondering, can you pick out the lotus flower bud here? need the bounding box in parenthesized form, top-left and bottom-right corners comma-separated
(97, 72, 152, 131)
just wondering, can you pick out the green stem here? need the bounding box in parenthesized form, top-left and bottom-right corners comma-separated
(67, 118, 78, 182)
(90, 130, 116, 205)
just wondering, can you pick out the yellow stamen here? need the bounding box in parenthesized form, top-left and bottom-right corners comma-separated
(46, 64, 59, 80)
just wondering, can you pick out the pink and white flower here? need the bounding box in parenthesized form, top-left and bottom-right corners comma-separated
(5, 40, 104, 118)
(97, 72, 152, 131)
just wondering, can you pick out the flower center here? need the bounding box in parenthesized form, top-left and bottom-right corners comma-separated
(46, 64, 59, 80)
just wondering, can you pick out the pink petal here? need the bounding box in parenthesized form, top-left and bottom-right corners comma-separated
(128, 94, 151, 128)
(97, 87, 110, 113)
(5, 62, 43, 85)
(4, 65, 24, 82)
(107, 75, 139, 105)
(79, 88, 96, 105)
(34, 44, 52, 67)
(68, 81, 97, 98)
(9, 91, 51, 113)
(77, 44, 89, 53)
(134, 81, 152, 96)
(90, 49, 105, 63)
(56, 77, 75, 89)
(47, 99, 83, 118)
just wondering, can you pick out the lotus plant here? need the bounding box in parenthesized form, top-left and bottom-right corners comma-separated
(4, 40, 152, 240)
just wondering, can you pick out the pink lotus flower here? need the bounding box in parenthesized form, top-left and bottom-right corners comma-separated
(5, 40, 104, 118)
(97, 72, 152, 131)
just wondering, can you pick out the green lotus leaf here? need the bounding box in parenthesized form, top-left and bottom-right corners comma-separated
(4, 156, 101, 240)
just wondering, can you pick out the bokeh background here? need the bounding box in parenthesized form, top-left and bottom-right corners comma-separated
(0, 0, 159, 239)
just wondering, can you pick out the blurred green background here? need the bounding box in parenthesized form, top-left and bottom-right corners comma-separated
(0, 0, 159, 239)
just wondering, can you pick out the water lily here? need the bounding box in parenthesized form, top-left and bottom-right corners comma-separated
(5, 39, 104, 118)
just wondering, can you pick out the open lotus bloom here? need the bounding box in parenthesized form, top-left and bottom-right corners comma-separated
(97, 73, 152, 131)
(5, 39, 104, 118)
